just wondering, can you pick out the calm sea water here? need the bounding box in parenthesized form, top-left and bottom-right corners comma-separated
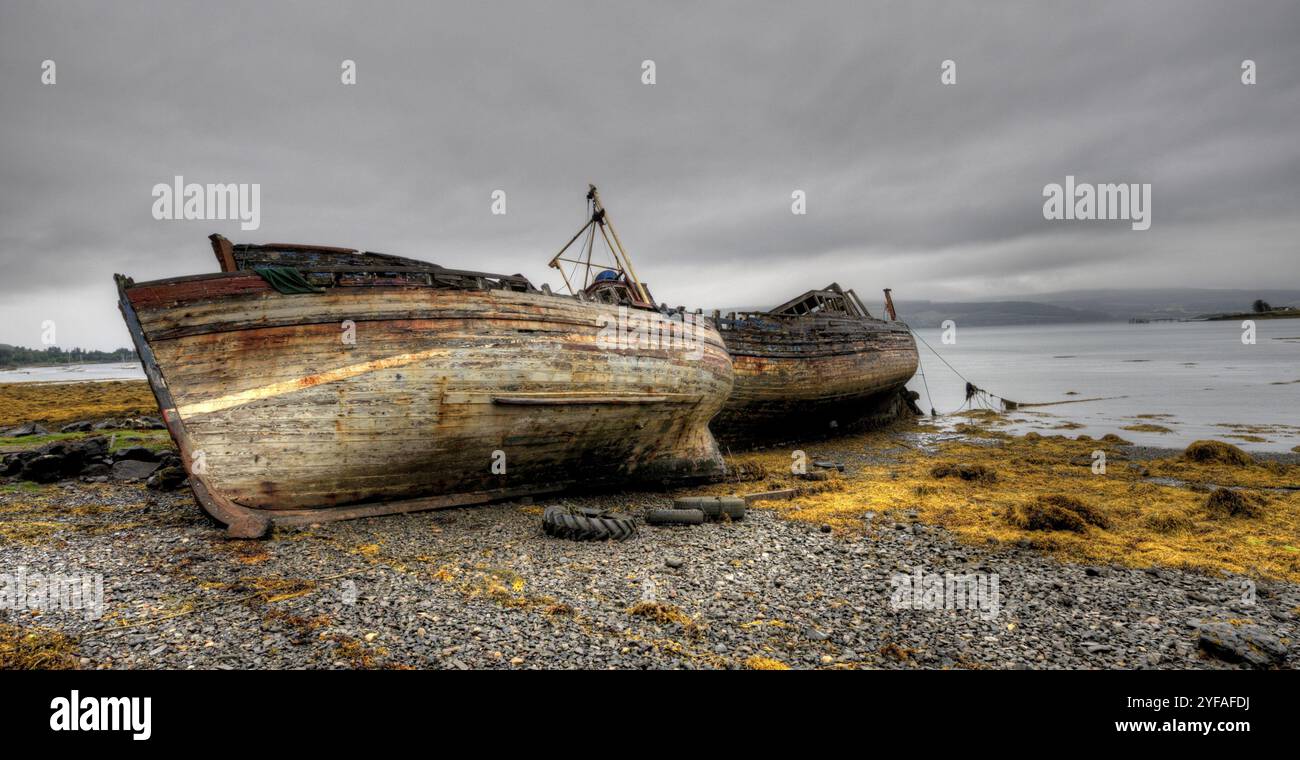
(4, 323, 1296, 451)
(907, 320, 1300, 452)
(0, 362, 144, 384)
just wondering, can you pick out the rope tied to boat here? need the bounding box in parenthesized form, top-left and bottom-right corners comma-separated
(909, 326, 1124, 415)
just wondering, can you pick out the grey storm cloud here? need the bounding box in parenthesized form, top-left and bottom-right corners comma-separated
(1, 0, 1298, 349)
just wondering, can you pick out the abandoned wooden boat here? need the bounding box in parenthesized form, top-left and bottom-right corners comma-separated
(711, 284, 919, 445)
(116, 191, 732, 536)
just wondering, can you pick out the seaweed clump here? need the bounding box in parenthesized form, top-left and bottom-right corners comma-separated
(930, 463, 997, 484)
(1184, 440, 1253, 467)
(744, 655, 791, 670)
(1204, 488, 1266, 519)
(1005, 494, 1110, 533)
(1122, 423, 1173, 434)
(627, 601, 703, 636)
(0, 624, 80, 670)
(1142, 511, 1195, 534)
(721, 459, 767, 483)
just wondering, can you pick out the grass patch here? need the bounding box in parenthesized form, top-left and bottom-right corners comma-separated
(0, 429, 172, 456)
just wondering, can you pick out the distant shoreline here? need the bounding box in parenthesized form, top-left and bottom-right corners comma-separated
(1199, 310, 1300, 321)
(0, 361, 136, 371)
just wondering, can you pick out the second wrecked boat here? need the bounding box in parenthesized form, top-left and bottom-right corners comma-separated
(116, 188, 733, 536)
(712, 284, 919, 445)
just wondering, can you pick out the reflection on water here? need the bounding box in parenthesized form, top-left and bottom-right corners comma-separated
(906, 320, 1300, 452)
(0, 362, 145, 384)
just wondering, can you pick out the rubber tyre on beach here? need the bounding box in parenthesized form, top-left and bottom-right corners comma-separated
(718, 496, 746, 521)
(645, 508, 706, 526)
(670, 496, 745, 521)
(673, 496, 716, 508)
(674, 496, 721, 518)
(542, 506, 636, 541)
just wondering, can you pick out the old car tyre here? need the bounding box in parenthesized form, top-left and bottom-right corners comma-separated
(645, 508, 706, 526)
(718, 496, 746, 520)
(675, 496, 722, 518)
(542, 505, 636, 541)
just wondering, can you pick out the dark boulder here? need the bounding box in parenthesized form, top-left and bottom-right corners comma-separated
(61, 436, 109, 459)
(3, 436, 111, 483)
(2, 453, 30, 477)
(146, 465, 188, 491)
(80, 462, 111, 479)
(113, 446, 160, 463)
(21, 455, 67, 483)
(1197, 622, 1288, 669)
(2, 422, 50, 438)
(43, 437, 109, 475)
(111, 459, 161, 482)
(60, 421, 93, 433)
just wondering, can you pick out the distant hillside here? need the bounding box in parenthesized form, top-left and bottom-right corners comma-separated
(711, 300, 1110, 327)
(987, 289, 1300, 322)
(689, 288, 1300, 328)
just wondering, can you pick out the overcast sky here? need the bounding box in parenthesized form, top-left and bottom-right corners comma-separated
(2, 0, 1297, 350)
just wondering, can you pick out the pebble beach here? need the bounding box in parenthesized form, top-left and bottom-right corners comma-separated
(2, 380, 1297, 670)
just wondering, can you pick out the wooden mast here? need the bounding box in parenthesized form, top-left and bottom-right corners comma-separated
(547, 185, 652, 306)
(586, 185, 650, 304)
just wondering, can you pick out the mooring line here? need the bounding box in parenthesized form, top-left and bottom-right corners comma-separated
(906, 326, 1121, 415)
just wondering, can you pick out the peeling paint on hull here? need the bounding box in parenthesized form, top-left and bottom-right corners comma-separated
(713, 313, 918, 445)
(116, 269, 733, 536)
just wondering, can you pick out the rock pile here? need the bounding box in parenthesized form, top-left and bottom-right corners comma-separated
(1, 436, 186, 491)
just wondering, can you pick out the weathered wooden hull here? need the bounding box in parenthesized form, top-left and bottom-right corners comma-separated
(117, 272, 733, 536)
(713, 314, 918, 445)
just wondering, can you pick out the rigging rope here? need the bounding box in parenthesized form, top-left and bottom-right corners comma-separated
(914, 350, 938, 417)
(906, 326, 999, 415)
(906, 325, 1127, 415)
